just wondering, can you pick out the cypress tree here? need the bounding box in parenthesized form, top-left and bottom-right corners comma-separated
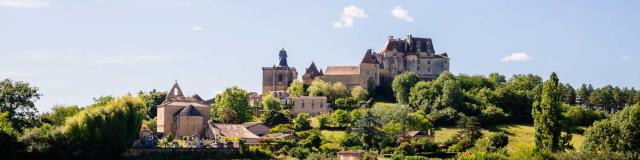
(533, 72, 564, 152)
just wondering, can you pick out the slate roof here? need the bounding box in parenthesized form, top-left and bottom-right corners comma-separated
(175, 105, 202, 116)
(360, 49, 379, 64)
(242, 122, 263, 128)
(381, 35, 435, 54)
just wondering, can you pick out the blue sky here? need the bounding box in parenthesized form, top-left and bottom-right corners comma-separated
(1, 0, 638, 111)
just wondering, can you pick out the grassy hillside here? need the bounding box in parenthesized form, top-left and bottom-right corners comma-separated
(434, 124, 585, 154)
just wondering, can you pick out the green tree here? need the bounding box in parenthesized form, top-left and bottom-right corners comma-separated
(0, 79, 41, 131)
(583, 104, 640, 159)
(307, 78, 332, 97)
(62, 95, 144, 159)
(137, 90, 167, 118)
(392, 72, 420, 104)
(533, 72, 564, 152)
(293, 113, 312, 131)
(331, 82, 349, 100)
(261, 93, 282, 111)
(286, 80, 305, 96)
(261, 110, 290, 127)
(211, 86, 251, 123)
(577, 84, 591, 105)
(0, 112, 23, 158)
(38, 105, 81, 126)
(351, 85, 369, 101)
(330, 109, 350, 128)
(352, 109, 382, 152)
(316, 113, 329, 129)
(487, 72, 506, 88)
(562, 83, 577, 105)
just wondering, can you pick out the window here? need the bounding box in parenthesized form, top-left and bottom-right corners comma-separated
(311, 102, 314, 108)
(418, 59, 421, 64)
(278, 74, 283, 82)
(301, 102, 305, 108)
(428, 60, 431, 64)
(417, 66, 420, 71)
(428, 67, 431, 72)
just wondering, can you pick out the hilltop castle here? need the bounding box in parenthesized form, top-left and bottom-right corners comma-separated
(262, 35, 450, 92)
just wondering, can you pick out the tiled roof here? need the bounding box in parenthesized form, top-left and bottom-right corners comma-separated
(324, 66, 359, 75)
(242, 122, 263, 128)
(210, 123, 260, 139)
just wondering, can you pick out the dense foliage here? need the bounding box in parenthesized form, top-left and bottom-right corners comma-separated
(210, 86, 252, 123)
(392, 72, 420, 104)
(583, 104, 640, 159)
(0, 79, 41, 131)
(533, 72, 565, 152)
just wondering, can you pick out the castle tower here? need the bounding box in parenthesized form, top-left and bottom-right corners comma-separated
(278, 48, 288, 67)
(302, 61, 323, 84)
(262, 49, 298, 93)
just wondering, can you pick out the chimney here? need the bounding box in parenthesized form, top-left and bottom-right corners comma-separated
(388, 35, 394, 40)
(407, 34, 413, 40)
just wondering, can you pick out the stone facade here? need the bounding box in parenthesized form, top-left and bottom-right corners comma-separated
(157, 82, 213, 138)
(320, 35, 449, 89)
(378, 35, 449, 80)
(287, 96, 330, 115)
(262, 48, 298, 93)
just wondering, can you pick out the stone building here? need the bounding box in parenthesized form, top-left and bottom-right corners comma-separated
(378, 35, 449, 81)
(301, 62, 323, 84)
(286, 96, 330, 115)
(156, 82, 213, 138)
(322, 49, 380, 89)
(321, 35, 449, 89)
(262, 48, 298, 93)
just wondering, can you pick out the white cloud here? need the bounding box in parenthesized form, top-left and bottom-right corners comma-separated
(333, 5, 367, 28)
(391, 6, 414, 22)
(622, 56, 632, 60)
(501, 52, 531, 62)
(191, 26, 204, 31)
(0, 0, 50, 8)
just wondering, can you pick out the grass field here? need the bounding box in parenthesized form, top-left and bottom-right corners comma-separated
(320, 130, 346, 144)
(434, 124, 585, 154)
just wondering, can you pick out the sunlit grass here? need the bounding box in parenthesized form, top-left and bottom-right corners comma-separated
(321, 130, 346, 144)
(434, 124, 585, 154)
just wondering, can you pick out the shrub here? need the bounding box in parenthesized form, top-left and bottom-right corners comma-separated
(563, 105, 606, 126)
(427, 108, 460, 125)
(332, 97, 359, 110)
(479, 105, 509, 126)
(488, 132, 509, 150)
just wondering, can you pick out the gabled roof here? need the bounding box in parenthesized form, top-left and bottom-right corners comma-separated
(210, 123, 260, 139)
(242, 122, 263, 128)
(175, 105, 203, 116)
(360, 49, 379, 64)
(324, 66, 360, 75)
(380, 35, 435, 55)
(168, 81, 184, 97)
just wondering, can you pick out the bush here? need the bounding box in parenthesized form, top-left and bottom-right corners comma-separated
(261, 110, 290, 127)
(563, 105, 606, 126)
(479, 105, 509, 126)
(288, 147, 310, 159)
(269, 124, 293, 134)
(427, 108, 460, 125)
(488, 132, 509, 150)
(395, 142, 416, 156)
(332, 97, 359, 110)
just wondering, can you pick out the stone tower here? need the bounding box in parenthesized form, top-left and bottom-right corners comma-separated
(262, 48, 298, 93)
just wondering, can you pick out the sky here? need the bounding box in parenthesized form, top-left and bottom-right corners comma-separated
(0, 0, 638, 112)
